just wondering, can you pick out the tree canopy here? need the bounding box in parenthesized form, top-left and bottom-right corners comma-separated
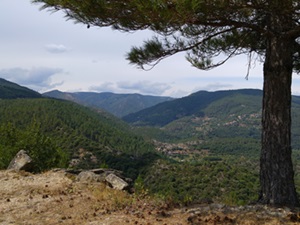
(32, 0, 300, 207)
(33, 1, 300, 71)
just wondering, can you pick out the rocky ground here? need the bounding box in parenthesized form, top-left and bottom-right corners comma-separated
(1, 170, 300, 225)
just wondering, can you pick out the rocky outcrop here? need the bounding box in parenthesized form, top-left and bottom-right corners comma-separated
(105, 173, 129, 190)
(6, 152, 131, 191)
(76, 171, 104, 183)
(66, 168, 131, 191)
(7, 150, 34, 172)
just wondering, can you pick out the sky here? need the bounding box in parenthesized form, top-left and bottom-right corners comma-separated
(1, 1, 300, 98)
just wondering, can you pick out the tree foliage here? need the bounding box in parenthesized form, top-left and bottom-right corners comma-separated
(142, 158, 259, 206)
(0, 121, 68, 172)
(0, 78, 42, 99)
(32, 0, 300, 71)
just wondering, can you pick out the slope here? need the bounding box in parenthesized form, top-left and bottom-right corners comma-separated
(0, 98, 157, 178)
(0, 78, 41, 99)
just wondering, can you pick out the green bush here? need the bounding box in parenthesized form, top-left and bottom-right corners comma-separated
(142, 158, 259, 206)
(0, 121, 69, 172)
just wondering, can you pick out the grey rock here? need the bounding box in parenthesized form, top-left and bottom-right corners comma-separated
(7, 150, 34, 172)
(76, 171, 105, 183)
(105, 173, 129, 190)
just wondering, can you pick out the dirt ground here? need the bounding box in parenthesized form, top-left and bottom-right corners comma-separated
(0, 170, 300, 225)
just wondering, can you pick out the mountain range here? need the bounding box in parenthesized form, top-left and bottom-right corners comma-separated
(123, 89, 263, 126)
(3, 77, 300, 156)
(43, 85, 300, 154)
(43, 90, 173, 117)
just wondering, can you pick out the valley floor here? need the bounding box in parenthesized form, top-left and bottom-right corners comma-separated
(0, 170, 299, 225)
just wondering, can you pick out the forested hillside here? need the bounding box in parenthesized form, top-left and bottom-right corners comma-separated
(0, 78, 41, 99)
(43, 90, 173, 117)
(125, 89, 300, 168)
(0, 98, 157, 177)
(123, 89, 262, 126)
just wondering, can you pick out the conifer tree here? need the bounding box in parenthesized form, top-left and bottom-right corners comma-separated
(32, 0, 300, 207)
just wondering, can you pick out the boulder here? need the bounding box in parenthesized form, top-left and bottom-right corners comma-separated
(76, 171, 105, 183)
(105, 173, 129, 190)
(70, 168, 131, 191)
(7, 150, 34, 172)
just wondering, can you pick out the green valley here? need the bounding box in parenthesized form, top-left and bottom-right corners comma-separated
(2, 78, 300, 206)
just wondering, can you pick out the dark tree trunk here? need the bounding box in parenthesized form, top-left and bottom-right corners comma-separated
(259, 31, 299, 207)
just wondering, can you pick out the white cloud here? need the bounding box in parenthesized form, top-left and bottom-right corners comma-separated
(193, 83, 233, 92)
(89, 80, 172, 96)
(45, 44, 69, 53)
(168, 89, 191, 98)
(89, 82, 116, 93)
(117, 81, 171, 95)
(0, 67, 64, 91)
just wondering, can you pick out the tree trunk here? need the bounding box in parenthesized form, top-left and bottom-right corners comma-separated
(259, 32, 299, 207)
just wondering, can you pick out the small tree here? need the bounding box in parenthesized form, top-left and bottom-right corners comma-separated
(0, 123, 19, 169)
(19, 121, 69, 172)
(32, 0, 300, 207)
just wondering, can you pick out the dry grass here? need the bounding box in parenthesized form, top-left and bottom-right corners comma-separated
(0, 170, 188, 224)
(90, 183, 133, 210)
(1, 170, 300, 225)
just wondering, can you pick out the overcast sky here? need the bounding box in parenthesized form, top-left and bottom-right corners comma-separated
(1, 1, 300, 97)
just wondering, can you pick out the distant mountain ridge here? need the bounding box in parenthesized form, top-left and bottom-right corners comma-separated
(123, 89, 263, 126)
(43, 90, 173, 117)
(0, 78, 41, 99)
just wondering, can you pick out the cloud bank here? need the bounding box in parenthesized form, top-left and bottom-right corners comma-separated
(0, 67, 64, 91)
(90, 80, 172, 96)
